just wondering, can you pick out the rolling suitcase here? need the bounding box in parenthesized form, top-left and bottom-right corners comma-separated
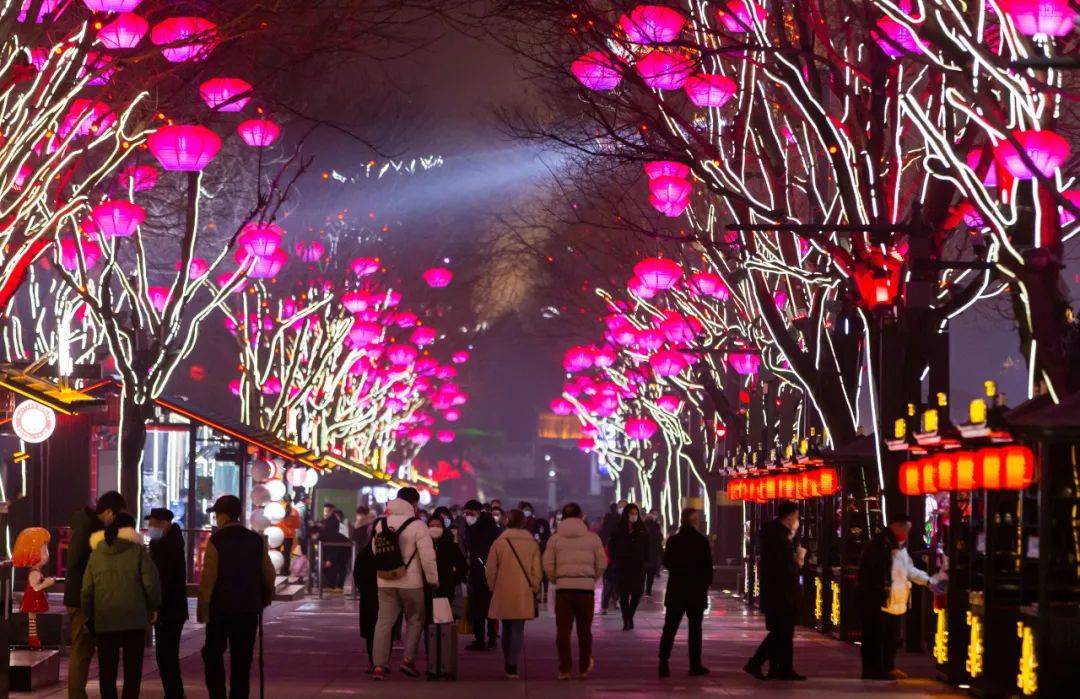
(426, 622, 458, 680)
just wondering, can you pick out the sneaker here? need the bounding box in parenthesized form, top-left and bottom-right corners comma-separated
(505, 665, 520, 679)
(689, 666, 710, 677)
(400, 661, 420, 677)
(372, 667, 387, 681)
(465, 641, 487, 651)
(581, 658, 595, 678)
(743, 662, 767, 681)
(888, 669, 908, 680)
(558, 671, 571, 680)
(659, 660, 670, 678)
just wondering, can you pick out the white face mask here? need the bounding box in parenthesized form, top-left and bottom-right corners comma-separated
(147, 526, 164, 541)
(429, 527, 443, 539)
(465, 515, 478, 526)
(523, 509, 533, 518)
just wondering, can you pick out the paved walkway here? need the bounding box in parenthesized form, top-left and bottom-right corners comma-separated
(27, 588, 961, 697)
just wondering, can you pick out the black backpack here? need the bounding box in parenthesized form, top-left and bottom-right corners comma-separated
(372, 516, 418, 580)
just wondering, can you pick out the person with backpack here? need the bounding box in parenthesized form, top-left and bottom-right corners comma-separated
(371, 487, 439, 680)
(486, 510, 542, 679)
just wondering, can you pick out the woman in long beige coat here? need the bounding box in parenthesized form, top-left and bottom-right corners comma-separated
(486, 509, 542, 679)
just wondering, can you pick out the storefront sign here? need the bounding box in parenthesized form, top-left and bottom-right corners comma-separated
(12, 400, 56, 443)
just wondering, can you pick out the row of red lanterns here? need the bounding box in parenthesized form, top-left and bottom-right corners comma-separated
(898, 445, 1034, 496)
(727, 467, 839, 502)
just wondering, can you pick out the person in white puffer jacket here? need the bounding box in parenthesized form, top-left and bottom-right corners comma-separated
(542, 502, 607, 680)
(370, 487, 439, 680)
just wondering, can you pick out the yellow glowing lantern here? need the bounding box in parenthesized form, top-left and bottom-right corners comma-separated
(966, 611, 984, 678)
(899, 459, 922, 496)
(969, 398, 987, 424)
(893, 417, 907, 440)
(922, 408, 939, 434)
(933, 609, 949, 664)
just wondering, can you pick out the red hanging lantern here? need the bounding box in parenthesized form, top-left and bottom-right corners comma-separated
(920, 458, 939, 494)
(976, 447, 1001, 489)
(953, 451, 978, 491)
(777, 474, 797, 499)
(815, 467, 839, 496)
(797, 471, 819, 499)
(762, 475, 778, 500)
(933, 452, 957, 491)
(899, 460, 922, 496)
(852, 252, 904, 310)
(981, 445, 1034, 490)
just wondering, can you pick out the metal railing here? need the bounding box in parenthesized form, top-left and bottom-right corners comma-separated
(306, 540, 356, 599)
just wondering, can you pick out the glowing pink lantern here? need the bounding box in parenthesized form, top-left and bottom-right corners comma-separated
(146, 286, 170, 313)
(689, 272, 730, 300)
(262, 376, 282, 396)
(28, 48, 48, 71)
(91, 200, 145, 238)
(150, 17, 217, 62)
(650, 350, 688, 377)
(349, 320, 382, 347)
(83, 0, 143, 11)
(578, 437, 595, 452)
(660, 313, 698, 346)
(993, 129, 1070, 180)
(199, 78, 252, 112)
(773, 289, 788, 311)
(411, 327, 437, 347)
(625, 416, 658, 441)
(437, 430, 456, 444)
(644, 161, 690, 180)
(657, 394, 682, 413)
(237, 119, 281, 148)
(564, 346, 595, 372)
(147, 125, 221, 171)
(619, 5, 685, 44)
(423, 267, 453, 288)
(246, 249, 288, 279)
(683, 73, 737, 108)
(966, 148, 1003, 187)
(999, 0, 1076, 37)
(874, 17, 925, 58)
(634, 257, 683, 291)
(176, 257, 209, 279)
(1060, 191, 1080, 226)
(635, 329, 665, 353)
(550, 398, 574, 415)
(648, 175, 692, 217)
(82, 52, 114, 85)
(717, 1, 767, 32)
(387, 344, 418, 366)
(409, 428, 433, 445)
(394, 312, 418, 328)
(58, 237, 101, 270)
(452, 350, 470, 364)
(98, 12, 148, 49)
(295, 241, 324, 263)
(118, 164, 158, 192)
(60, 100, 115, 138)
(19, 0, 61, 22)
(628, 276, 658, 299)
(727, 350, 761, 375)
(351, 257, 379, 276)
(341, 291, 371, 314)
(636, 49, 695, 90)
(593, 345, 617, 368)
(571, 51, 622, 91)
(383, 290, 402, 307)
(228, 379, 241, 396)
(238, 223, 284, 257)
(215, 272, 246, 293)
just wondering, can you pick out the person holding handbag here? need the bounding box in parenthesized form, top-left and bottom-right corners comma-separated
(485, 509, 542, 679)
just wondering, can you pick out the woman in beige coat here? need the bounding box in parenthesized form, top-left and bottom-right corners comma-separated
(486, 509, 542, 679)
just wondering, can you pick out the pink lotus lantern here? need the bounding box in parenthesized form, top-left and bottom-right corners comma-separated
(215, 272, 246, 293)
(351, 257, 379, 276)
(628, 276, 658, 299)
(199, 77, 252, 112)
(176, 256, 209, 279)
(83, 0, 143, 11)
(993, 129, 1071, 180)
(874, 16, 925, 58)
(644, 161, 690, 180)
(999, 0, 1076, 37)
(717, 1, 767, 32)
(387, 344, 418, 366)
(650, 350, 688, 377)
(636, 49, 695, 90)
(238, 223, 284, 257)
(150, 17, 217, 62)
(550, 398, 574, 415)
(649, 175, 692, 217)
(118, 164, 158, 192)
(383, 290, 402, 307)
(773, 289, 788, 311)
(228, 379, 241, 396)
(966, 148, 1004, 188)
(409, 428, 432, 445)
(625, 416, 658, 441)
(1060, 191, 1080, 226)
(237, 119, 281, 148)
(19, 0, 60, 22)
(452, 350, 470, 364)
(635, 329, 665, 353)
(58, 237, 101, 270)
(563, 346, 595, 372)
(683, 73, 737, 108)
(146, 286, 170, 313)
(660, 313, 698, 346)
(634, 257, 683, 291)
(571, 51, 623, 91)
(423, 267, 453, 288)
(262, 376, 282, 395)
(147, 125, 221, 171)
(246, 249, 288, 279)
(394, 312, 418, 328)
(60, 100, 115, 138)
(689, 271, 730, 300)
(295, 241, 324, 263)
(91, 200, 145, 238)
(82, 52, 114, 85)
(410, 327, 437, 347)
(727, 350, 761, 375)
(657, 394, 682, 413)
(619, 5, 685, 44)
(437, 430, 456, 444)
(593, 345, 617, 368)
(349, 320, 382, 346)
(98, 12, 149, 49)
(341, 291, 371, 314)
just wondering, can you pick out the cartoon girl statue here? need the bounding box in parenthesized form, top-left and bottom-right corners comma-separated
(13, 527, 55, 650)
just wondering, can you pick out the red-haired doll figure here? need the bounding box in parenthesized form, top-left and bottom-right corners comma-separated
(13, 527, 55, 650)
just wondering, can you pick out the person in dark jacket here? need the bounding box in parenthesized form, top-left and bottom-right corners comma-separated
(147, 508, 188, 699)
(644, 510, 663, 595)
(463, 499, 501, 650)
(351, 544, 379, 671)
(658, 507, 712, 678)
(599, 502, 623, 612)
(198, 495, 276, 699)
(744, 501, 807, 681)
(317, 503, 349, 592)
(66, 490, 125, 699)
(609, 504, 649, 630)
(520, 501, 552, 600)
(429, 516, 467, 602)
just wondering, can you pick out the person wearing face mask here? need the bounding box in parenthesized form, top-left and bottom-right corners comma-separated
(609, 503, 649, 630)
(428, 517, 467, 605)
(491, 507, 505, 531)
(462, 500, 500, 650)
(745, 501, 806, 681)
(425, 516, 466, 679)
(519, 502, 551, 601)
(146, 508, 188, 698)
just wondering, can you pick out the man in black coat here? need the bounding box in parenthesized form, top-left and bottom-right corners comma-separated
(644, 510, 663, 596)
(462, 499, 500, 650)
(745, 500, 807, 681)
(658, 507, 712, 677)
(317, 503, 349, 592)
(148, 508, 189, 699)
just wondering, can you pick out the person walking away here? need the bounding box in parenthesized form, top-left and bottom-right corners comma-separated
(370, 487, 439, 680)
(542, 502, 607, 680)
(351, 506, 376, 550)
(81, 513, 161, 699)
(352, 543, 379, 671)
(599, 503, 622, 613)
(644, 510, 663, 596)
(66, 490, 126, 699)
(657, 508, 712, 677)
(521, 501, 552, 601)
(318, 503, 349, 593)
(609, 503, 648, 630)
(147, 508, 188, 699)
(857, 512, 940, 680)
(199, 495, 276, 699)
(744, 500, 807, 681)
(425, 514, 467, 679)
(486, 510, 542, 678)
(462, 499, 500, 650)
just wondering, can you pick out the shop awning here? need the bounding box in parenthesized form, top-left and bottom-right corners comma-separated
(1007, 390, 1080, 437)
(0, 365, 104, 415)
